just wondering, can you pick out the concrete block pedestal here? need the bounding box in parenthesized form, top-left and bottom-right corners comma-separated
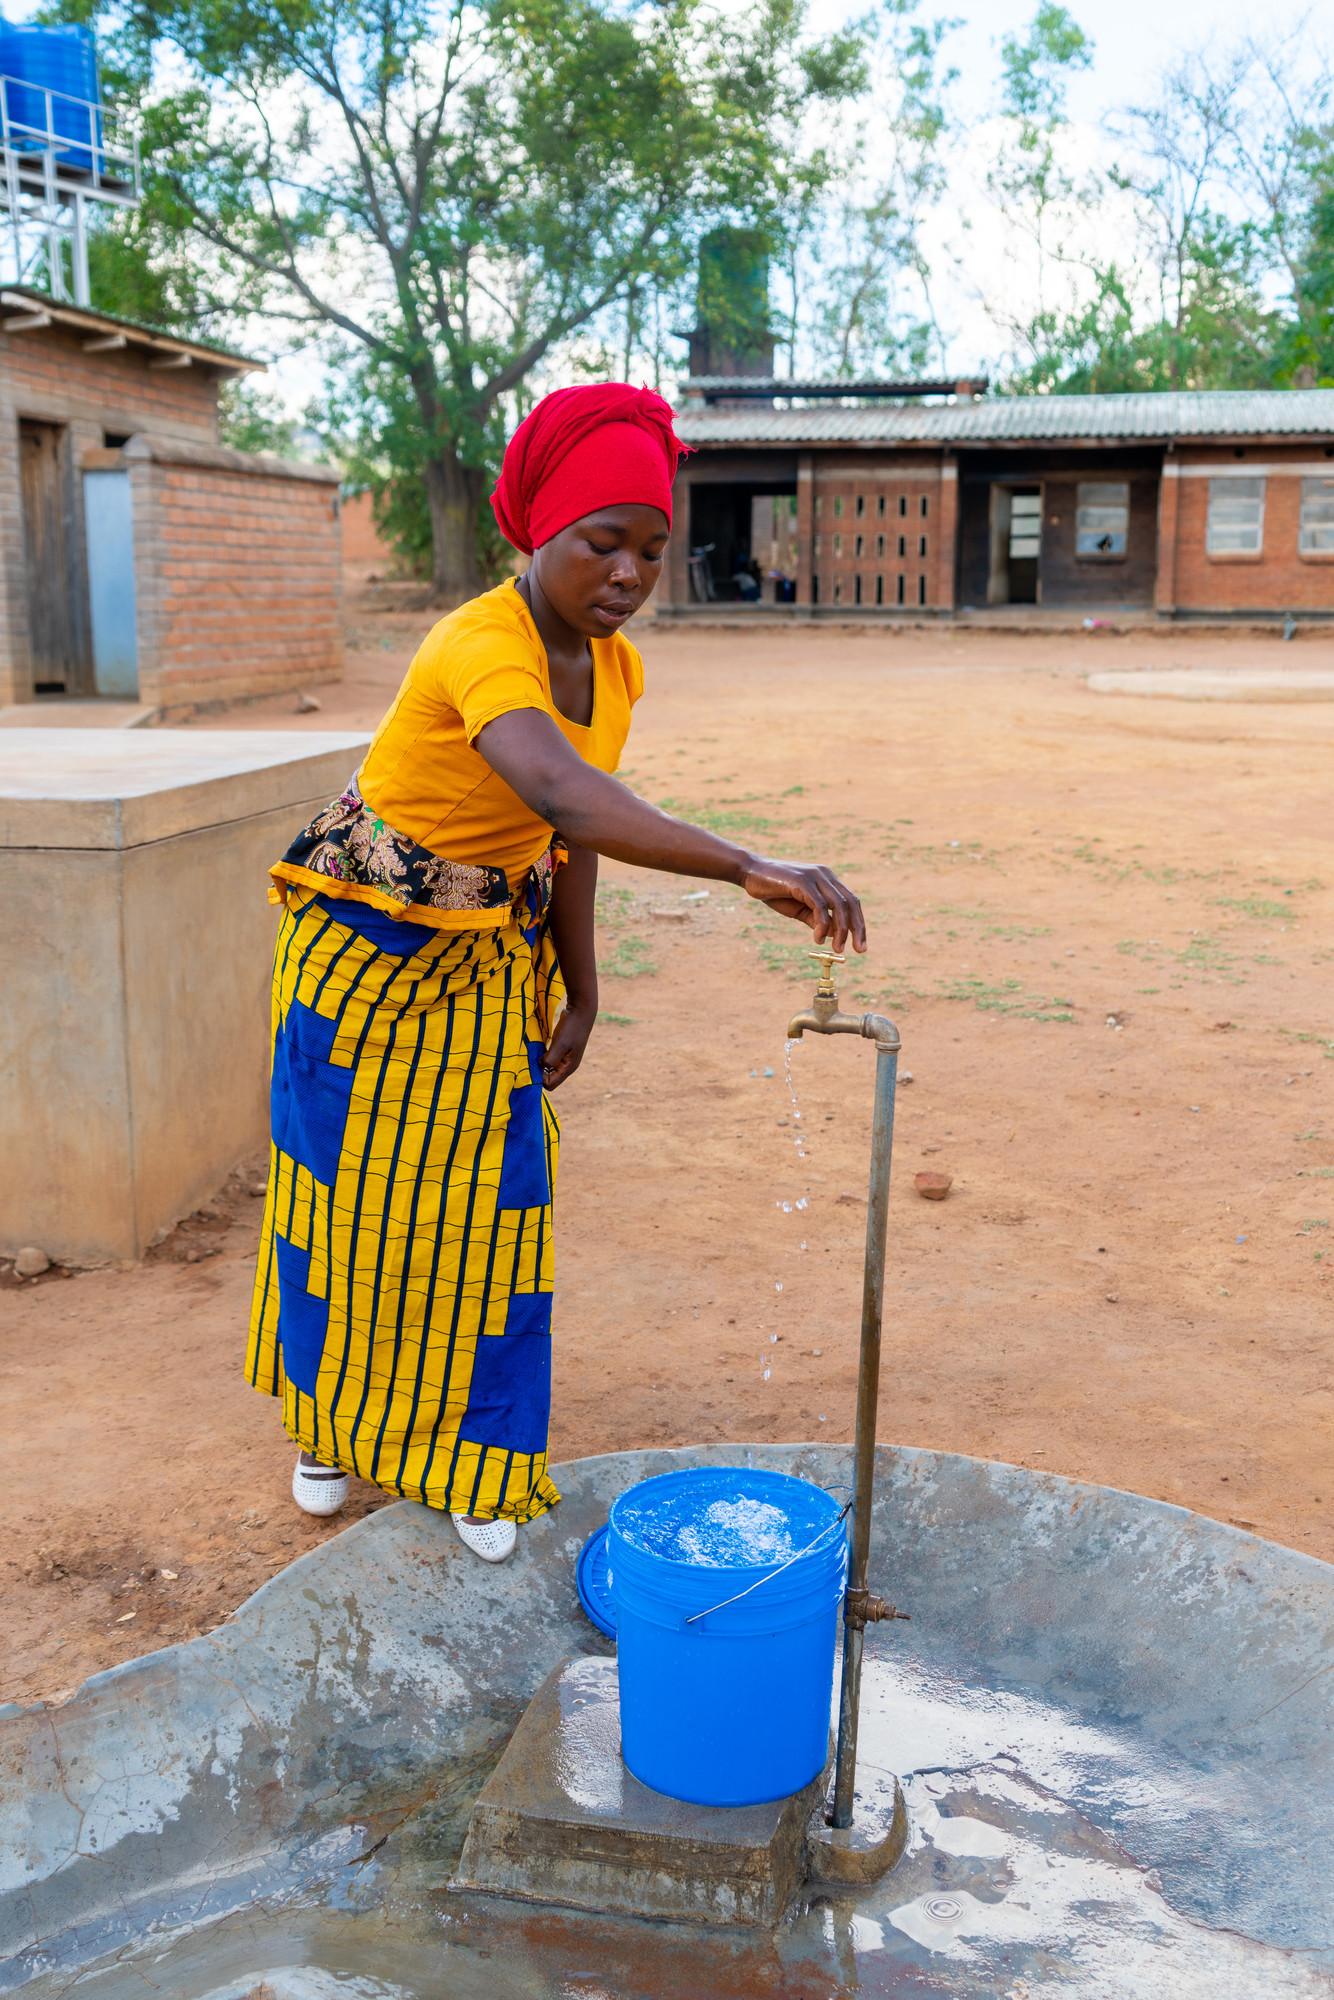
(453, 1654, 839, 1927)
(0, 728, 368, 1265)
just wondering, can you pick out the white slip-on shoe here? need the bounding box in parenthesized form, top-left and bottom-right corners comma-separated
(292, 1452, 350, 1516)
(451, 1512, 517, 1563)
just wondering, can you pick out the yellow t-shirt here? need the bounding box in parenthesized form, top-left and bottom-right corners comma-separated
(273, 578, 643, 930)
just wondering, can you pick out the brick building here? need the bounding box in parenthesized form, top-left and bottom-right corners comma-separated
(0, 285, 342, 715)
(664, 384, 1334, 623)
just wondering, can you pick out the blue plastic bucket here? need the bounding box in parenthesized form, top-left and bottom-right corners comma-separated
(609, 1467, 846, 1807)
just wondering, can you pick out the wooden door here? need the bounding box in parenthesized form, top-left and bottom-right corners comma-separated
(19, 420, 76, 691)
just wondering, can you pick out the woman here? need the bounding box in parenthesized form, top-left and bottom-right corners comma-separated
(247, 383, 865, 1563)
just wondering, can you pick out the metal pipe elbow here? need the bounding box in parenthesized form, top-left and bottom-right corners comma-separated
(861, 1013, 901, 1053)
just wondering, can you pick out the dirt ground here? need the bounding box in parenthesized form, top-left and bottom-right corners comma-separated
(4, 586, 1333, 1708)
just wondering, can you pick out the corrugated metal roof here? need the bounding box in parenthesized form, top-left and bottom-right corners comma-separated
(675, 388, 1334, 447)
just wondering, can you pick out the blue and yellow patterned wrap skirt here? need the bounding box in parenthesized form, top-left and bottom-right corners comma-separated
(246, 863, 565, 1523)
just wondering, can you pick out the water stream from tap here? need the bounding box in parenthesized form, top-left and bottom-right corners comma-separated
(764, 1037, 814, 1392)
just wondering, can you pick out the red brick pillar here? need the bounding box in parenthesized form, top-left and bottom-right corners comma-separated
(936, 453, 958, 612)
(795, 452, 815, 613)
(1155, 455, 1179, 615)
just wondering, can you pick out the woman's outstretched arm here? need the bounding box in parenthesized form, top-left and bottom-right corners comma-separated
(477, 709, 867, 953)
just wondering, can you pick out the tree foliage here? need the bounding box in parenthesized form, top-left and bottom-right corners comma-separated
(54, 0, 864, 596)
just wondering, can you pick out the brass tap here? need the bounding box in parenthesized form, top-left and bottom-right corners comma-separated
(844, 1586, 911, 1631)
(787, 954, 901, 1054)
(810, 948, 845, 996)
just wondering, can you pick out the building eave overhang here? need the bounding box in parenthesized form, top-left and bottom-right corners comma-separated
(0, 285, 265, 376)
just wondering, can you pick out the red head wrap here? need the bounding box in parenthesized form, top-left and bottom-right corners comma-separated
(491, 382, 687, 555)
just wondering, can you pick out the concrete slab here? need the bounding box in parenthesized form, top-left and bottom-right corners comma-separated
(0, 728, 367, 848)
(0, 728, 368, 1262)
(0, 702, 156, 729)
(2, 1442, 1333, 1999)
(1088, 667, 1334, 701)
(454, 1655, 829, 1925)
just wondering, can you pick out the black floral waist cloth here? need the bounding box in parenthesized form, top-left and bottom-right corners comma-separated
(278, 774, 520, 917)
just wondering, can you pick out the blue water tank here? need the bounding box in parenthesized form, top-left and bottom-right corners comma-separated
(0, 22, 101, 173)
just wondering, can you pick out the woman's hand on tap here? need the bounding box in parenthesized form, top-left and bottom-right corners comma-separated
(740, 856, 866, 954)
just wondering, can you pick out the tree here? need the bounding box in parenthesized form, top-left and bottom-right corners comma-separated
(983, 0, 1095, 366)
(55, 0, 863, 602)
(800, 0, 957, 379)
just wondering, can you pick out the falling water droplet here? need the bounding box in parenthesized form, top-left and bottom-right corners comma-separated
(819, 1414, 826, 1423)
(762, 1365, 771, 1380)
(800, 1240, 806, 1250)
(770, 1333, 777, 1344)
(775, 1282, 783, 1292)
(796, 1198, 808, 1211)
(782, 1201, 792, 1213)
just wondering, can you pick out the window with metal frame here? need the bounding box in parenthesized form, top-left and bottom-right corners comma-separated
(1207, 477, 1265, 555)
(1076, 482, 1129, 557)
(1299, 477, 1334, 554)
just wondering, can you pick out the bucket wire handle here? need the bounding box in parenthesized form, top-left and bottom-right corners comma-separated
(682, 1503, 852, 1627)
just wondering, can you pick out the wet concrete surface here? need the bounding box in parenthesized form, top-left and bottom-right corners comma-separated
(3, 1442, 1332, 1996)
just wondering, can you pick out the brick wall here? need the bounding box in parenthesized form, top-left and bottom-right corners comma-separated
(127, 436, 343, 715)
(0, 324, 220, 441)
(341, 488, 394, 564)
(1170, 451, 1334, 614)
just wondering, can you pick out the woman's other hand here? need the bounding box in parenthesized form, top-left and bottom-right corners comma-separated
(740, 857, 867, 954)
(543, 997, 597, 1090)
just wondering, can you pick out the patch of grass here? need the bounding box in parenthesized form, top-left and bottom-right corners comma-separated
(1296, 1167, 1334, 1178)
(741, 912, 821, 981)
(1119, 934, 1248, 983)
(657, 794, 775, 837)
(597, 1011, 636, 1026)
(600, 935, 657, 979)
(595, 885, 635, 924)
(1299, 1218, 1330, 1233)
(1279, 1030, 1334, 1059)
(1214, 896, 1291, 920)
(891, 841, 1006, 870)
(937, 976, 1075, 1022)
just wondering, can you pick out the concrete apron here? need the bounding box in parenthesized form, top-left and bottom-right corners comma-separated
(2, 1443, 1332, 1998)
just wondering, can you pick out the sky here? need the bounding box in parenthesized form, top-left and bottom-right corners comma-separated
(819, 0, 1310, 126)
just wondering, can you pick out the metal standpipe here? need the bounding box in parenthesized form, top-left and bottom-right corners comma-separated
(787, 949, 907, 1832)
